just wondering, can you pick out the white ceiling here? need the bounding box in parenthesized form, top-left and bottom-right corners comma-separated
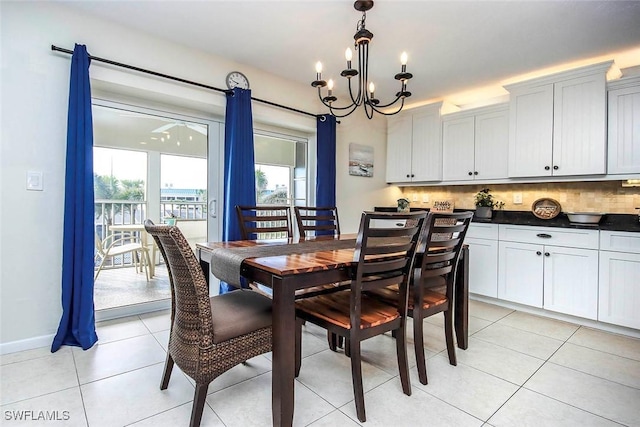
(61, 0, 640, 109)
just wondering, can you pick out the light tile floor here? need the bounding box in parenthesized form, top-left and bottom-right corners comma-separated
(2, 300, 639, 426)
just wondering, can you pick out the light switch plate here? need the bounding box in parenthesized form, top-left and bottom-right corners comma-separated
(412, 193, 418, 202)
(422, 194, 429, 203)
(513, 192, 523, 204)
(27, 171, 43, 191)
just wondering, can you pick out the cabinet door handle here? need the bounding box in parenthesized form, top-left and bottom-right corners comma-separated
(544, 166, 550, 171)
(406, 174, 410, 178)
(468, 171, 473, 176)
(536, 233, 552, 238)
(544, 252, 550, 257)
(536, 251, 542, 256)
(474, 171, 478, 175)
(553, 165, 559, 170)
(411, 174, 415, 178)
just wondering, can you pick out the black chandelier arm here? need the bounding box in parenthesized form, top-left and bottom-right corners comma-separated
(369, 92, 405, 109)
(329, 102, 361, 118)
(347, 74, 364, 106)
(317, 87, 361, 111)
(366, 97, 407, 116)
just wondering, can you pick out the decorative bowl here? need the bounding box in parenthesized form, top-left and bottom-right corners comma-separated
(565, 212, 604, 224)
(532, 198, 561, 219)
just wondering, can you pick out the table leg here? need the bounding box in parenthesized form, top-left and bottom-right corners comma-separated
(271, 276, 296, 427)
(454, 245, 469, 350)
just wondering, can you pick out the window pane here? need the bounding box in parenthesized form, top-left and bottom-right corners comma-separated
(256, 164, 290, 205)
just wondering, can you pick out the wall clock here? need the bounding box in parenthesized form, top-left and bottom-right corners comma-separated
(226, 71, 250, 89)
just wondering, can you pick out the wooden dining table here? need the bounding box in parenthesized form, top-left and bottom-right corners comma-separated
(196, 234, 469, 427)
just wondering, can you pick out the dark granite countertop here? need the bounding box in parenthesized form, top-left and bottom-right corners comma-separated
(373, 207, 640, 233)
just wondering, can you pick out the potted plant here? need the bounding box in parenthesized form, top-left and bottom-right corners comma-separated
(397, 197, 410, 212)
(474, 188, 504, 219)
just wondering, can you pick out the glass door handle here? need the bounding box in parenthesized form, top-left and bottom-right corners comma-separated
(209, 199, 217, 218)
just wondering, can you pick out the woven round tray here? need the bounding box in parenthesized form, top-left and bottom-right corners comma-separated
(532, 198, 561, 220)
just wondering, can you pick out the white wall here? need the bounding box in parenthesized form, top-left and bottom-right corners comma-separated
(336, 113, 403, 233)
(0, 2, 396, 351)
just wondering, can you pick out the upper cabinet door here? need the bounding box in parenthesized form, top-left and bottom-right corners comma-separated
(412, 108, 443, 182)
(442, 116, 475, 181)
(475, 108, 509, 180)
(553, 74, 607, 176)
(508, 84, 554, 177)
(608, 79, 640, 175)
(386, 113, 413, 183)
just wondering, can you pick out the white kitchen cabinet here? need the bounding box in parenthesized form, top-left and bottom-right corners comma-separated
(498, 225, 599, 318)
(498, 240, 544, 307)
(599, 231, 640, 329)
(442, 105, 509, 182)
(543, 246, 599, 320)
(386, 103, 444, 183)
(386, 114, 413, 182)
(465, 223, 499, 297)
(505, 62, 610, 178)
(607, 76, 640, 175)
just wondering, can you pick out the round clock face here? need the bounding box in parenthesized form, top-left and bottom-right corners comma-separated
(226, 71, 250, 89)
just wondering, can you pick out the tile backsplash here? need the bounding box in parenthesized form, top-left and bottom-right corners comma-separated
(401, 181, 640, 214)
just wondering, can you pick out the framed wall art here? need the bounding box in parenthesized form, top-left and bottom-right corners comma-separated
(348, 143, 374, 177)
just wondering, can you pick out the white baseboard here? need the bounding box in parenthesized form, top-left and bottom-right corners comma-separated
(0, 333, 55, 356)
(1, 300, 172, 355)
(470, 294, 640, 339)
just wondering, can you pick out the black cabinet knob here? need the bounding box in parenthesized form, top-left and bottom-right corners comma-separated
(406, 174, 410, 178)
(553, 165, 559, 170)
(474, 171, 478, 175)
(544, 252, 550, 257)
(536, 251, 542, 256)
(468, 172, 473, 176)
(544, 166, 550, 171)
(411, 174, 415, 178)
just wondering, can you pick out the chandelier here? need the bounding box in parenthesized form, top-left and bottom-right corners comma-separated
(311, 0, 413, 119)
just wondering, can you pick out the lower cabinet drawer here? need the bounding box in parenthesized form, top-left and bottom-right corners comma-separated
(600, 230, 640, 254)
(499, 225, 599, 249)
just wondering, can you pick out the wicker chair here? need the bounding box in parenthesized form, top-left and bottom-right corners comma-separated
(368, 211, 473, 385)
(294, 211, 427, 422)
(143, 220, 272, 427)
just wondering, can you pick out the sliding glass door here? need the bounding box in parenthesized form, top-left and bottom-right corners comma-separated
(92, 102, 221, 314)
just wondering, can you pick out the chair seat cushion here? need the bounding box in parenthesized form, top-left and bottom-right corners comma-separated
(295, 290, 400, 329)
(210, 290, 272, 344)
(367, 277, 448, 311)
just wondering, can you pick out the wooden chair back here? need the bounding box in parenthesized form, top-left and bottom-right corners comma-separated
(294, 206, 340, 238)
(236, 205, 292, 240)
(417, 211, 474, 297)
(351, 211, 427, 328)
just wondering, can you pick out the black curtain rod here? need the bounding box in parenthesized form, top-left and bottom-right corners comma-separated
(51, 44, 319, 119)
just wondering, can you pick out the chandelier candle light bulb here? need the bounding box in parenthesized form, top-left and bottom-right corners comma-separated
(311, 0, 413, 119)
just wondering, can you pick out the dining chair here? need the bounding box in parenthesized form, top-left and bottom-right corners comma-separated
(236, 205, 292, 240)
(294, 211, 427, 422)
(294, 206, 340, 238)
(143, 220, 272, 427)
(368, 211, 473, 385)
(94, 232, 151, 281)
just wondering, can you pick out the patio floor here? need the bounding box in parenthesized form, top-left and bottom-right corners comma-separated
(94, 263, 170, 311)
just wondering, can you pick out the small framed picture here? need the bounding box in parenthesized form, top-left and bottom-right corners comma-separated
(348, 143, 374, 177)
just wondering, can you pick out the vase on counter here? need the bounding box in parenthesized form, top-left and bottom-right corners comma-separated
(475, 206, 493, 219)
(397, 198, 410, 213)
